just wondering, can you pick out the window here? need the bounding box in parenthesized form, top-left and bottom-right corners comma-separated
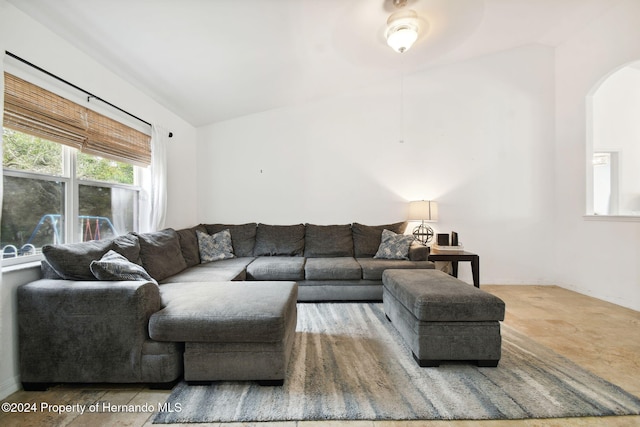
(1, 128, 142, 261)
(2, 72, 150, 263)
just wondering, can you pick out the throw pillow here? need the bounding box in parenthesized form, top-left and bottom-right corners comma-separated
(42, 234, 140, 280)
(40, 260, 62, 279)
(197, 229, 235, 262)
(90, 250, 156, 283)
(374, 229, 414, 260)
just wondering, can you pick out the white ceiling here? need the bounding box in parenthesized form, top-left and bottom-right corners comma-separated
(8, 0, 618, 127)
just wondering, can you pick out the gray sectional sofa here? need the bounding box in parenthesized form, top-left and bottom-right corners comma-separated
(18, 221, 435, 388)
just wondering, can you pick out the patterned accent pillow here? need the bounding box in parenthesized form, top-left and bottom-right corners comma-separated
(90, 250, 156, 283)
(373, 229, 414, 260)
(197, 229, 235, 263)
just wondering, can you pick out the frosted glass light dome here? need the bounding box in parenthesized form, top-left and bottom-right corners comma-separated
(386, 9, 420, 53)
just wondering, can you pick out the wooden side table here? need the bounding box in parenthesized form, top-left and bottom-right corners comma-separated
(427, 251, 480, 288)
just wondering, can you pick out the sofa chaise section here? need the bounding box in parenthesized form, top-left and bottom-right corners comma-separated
(149, 281, 298, 384)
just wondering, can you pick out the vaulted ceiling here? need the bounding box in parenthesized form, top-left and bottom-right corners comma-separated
(9, 0, 618, 127)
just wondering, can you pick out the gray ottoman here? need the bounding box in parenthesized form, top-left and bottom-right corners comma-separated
(382, 269, 505, 367)
(149, 281, 297, 385)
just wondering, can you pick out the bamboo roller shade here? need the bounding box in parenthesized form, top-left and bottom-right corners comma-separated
(3, 72, 151, 166)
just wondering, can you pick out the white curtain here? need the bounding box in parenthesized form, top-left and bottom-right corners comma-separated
(140, 124, 168, 232)
(110, 187, 130, 235)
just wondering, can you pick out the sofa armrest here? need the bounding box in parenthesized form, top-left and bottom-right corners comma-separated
(18, 279, 163, 384)
(409, 243, 429, 261)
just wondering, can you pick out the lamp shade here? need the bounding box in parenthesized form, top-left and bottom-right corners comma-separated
(408, 200, 438, 222)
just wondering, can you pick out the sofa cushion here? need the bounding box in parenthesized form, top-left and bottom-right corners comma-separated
(246, 256, 305, 280)
(374, 229, 414, 260)
(304, 224, 354, 257)
(176, 225, 207, 267)
(197, 229, 235, 262)
(253, 224, 305, 256)
(135, 229, 187, 281)
(382, 269, 505, 321)
(357, 257, 434, 280)
(90, 250, 156, 283)
(42, 234, 140, 280)
(352, 222, 407, 258)
(304, 257, 362, 280)
(204, 223, 257, 257)
(160, 257, 255, 283)
(150, 281, 298, 343)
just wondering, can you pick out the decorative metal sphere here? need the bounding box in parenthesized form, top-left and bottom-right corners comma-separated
(412, 223, 434, 245)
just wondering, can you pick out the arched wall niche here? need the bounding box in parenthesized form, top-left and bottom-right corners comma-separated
(586, 60, 640, 218)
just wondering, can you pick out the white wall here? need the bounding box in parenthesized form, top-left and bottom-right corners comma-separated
(555, 0, 640, 310)
(0, 265, 39, 399)
(0, 2, 199, 399)
(198, 44, 557, 286)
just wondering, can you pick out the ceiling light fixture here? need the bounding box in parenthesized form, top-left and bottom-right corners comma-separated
(386, 0, 420, 53)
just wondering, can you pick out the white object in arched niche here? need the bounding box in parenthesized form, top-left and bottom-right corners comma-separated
(586, 60, 640, 217)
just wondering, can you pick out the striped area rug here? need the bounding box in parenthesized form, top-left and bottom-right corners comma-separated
(154, 303, 640, 423)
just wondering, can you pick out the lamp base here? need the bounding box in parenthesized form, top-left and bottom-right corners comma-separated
(412, 223, 434, 246)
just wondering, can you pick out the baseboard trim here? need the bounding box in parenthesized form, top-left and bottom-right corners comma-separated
(0, 374, 21, 400)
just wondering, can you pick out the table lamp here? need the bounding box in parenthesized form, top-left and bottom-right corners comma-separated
(408, 200, 438, 245)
